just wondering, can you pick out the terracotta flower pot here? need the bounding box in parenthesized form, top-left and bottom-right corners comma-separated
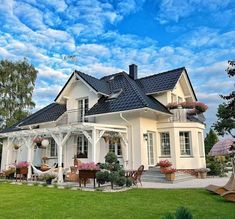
(198, 172, 207, 179)
(165, 173, 175, 181)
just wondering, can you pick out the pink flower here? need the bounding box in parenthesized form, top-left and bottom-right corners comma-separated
(77, 162, 99, 170)
(16, 161, 29, 168)
(156, 160, 172, 168)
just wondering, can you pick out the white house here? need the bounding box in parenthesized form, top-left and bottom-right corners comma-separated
(0, 64, 206, 182)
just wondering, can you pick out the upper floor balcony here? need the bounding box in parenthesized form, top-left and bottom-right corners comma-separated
(56, 108, 95, 126)
(167, 101, 207, 123)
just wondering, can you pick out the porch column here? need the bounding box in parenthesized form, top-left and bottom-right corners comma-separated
(51, 131, 71, 184)
(5, 138, 12, 169)
(25, 136, 35, 180)
(92, 128, 97, 163)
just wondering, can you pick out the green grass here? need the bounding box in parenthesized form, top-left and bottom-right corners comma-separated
(0, 183, 234, 219)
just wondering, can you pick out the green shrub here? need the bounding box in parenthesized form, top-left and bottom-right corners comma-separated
(116, 176, 126, 187)
(163, 207, 193, 219)
(126, 178, 133, 187)
(96, 171, 109, 185)
(105, 152, 118, 164)
(175, 207, 193, 219)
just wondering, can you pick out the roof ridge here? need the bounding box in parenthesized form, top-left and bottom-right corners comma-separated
(76, 70, 100, 81)
(137, 67, 185, 81)
(100, 71, 127, 80)
(122, 74, 149, 107)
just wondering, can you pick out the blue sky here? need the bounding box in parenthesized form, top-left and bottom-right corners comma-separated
(0, 0, 234, 132)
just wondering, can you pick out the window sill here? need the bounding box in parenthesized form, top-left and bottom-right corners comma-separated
(200, 156, 205, 158)
(180, 156, 194, 158)
(159, 156, 171, 158)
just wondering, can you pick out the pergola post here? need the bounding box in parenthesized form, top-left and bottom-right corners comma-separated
(92, 128, 97, 163)
(5, 138, 12, 169)
(51, 131, 71, 184)
(25, 136, 36, 180)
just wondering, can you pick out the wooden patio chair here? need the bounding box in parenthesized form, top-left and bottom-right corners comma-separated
(221, 191, 235, 202)
(131, 165, 144, 186)
(206, 173, 235, 195)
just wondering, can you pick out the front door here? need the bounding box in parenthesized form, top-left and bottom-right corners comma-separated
(147, 132, 155, 166)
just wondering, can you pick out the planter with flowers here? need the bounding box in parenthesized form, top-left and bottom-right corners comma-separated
(156, 160, 172, 172)
(162, 168, 177, 181)
(16, 161, 29, 176)
(77, 162, 100, 187)
(13, 144, 20, 150)
(196, 168, 210, 179)
(166, 101, 208, 115)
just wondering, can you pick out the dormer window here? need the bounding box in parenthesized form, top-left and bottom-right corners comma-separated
(107, 89, 122, 100)
(78, 98, 89, 122)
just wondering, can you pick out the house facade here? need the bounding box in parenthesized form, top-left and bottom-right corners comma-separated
(0, 64, 206, 182)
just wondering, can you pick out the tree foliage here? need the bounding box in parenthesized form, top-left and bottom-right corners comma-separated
(0, 59, 37, 130)
(204, 128, 219, 155)
(214, 60, 235, 137)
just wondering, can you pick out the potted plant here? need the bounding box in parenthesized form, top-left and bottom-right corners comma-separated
(78, 162, 100, 187)
(162, 168, 177, 181)
(156, 160, 172, 172)
(16, 161, 29, 175)
(42, 156, 49, 164)
(40, 173, 56, 185)
(196, 168, 210, 179)
(13, 144, 20, 150)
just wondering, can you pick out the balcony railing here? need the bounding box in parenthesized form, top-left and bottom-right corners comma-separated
(56, 108, 95, 126)
(169, 108, 205, 123)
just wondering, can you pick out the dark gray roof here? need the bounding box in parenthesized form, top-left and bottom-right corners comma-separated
(86, 72, 170, 116)
(76, 71, 110, 95)
(0, 103, 66, 133)
(136, 67, 184, 94)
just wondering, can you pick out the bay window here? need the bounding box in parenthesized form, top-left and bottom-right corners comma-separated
(160, 132, 171, 156)
(179, 132, 192, 155)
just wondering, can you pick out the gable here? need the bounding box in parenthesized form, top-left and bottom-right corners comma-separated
(176, 69, 197, 101)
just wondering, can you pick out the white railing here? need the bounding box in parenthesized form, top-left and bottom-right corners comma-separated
(56, 109, 95, 125)
(169, 108, 205, 123)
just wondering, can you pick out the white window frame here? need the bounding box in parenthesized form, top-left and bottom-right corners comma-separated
(109, 138, 122, 158)
(171, 93, 177, 103)
(198, 132, 204, 157)
(160, 132, 171, 156)
(77, 135, 88, 158)
(49, 138, 57, 158)
(78, 97, 89, 122)
(179, 131, 192, 156)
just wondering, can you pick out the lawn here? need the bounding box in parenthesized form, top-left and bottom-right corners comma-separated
(0, 183, 234, 219)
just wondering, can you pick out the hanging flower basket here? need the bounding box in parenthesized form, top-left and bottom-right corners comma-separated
(13, 144, 20, 150)
(33, 137, 47, 149)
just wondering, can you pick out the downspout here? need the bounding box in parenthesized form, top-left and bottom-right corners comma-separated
(120, 113, 134, 169)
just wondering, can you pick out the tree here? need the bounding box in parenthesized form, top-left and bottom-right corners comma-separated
(204, 128, 219, 155)
(0, 59, 37, 130)
(214, 60, 235, 137)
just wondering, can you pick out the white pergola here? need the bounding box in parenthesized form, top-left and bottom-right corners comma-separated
(0, 122, 128, 183)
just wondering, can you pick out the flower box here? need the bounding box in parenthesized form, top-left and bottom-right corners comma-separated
(79, 169, 99, 187)
(165, 172, 176, 181)
(161, 168, 177, 181)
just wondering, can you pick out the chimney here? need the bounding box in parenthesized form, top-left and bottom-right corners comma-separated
(129, 64, 138, 80)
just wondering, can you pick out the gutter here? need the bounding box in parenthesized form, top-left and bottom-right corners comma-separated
(119, 113, 134, 169)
